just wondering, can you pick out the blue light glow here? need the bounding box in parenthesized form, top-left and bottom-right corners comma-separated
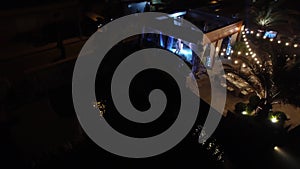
(167, 37, 174, 51)
(168, 11, 187, 18)
(226, 43, 232, 56)
(264, 30, 277, 39)
(160, 33, 164, 48)
(170, 48, 193, 63)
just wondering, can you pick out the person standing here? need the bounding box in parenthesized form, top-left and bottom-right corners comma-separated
(175, 39, 183, 54)
(144, 1, 151, 12)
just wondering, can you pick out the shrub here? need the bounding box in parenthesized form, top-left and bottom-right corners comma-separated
(248, 95, 261, 111)
(235, 102, 247, 114)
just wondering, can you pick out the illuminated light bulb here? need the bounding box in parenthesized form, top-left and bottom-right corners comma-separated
(252, 53, 256, 58)
(245, 53, 249, 56)
(294, 44, 298, 48)
(245, 41, 249, 45)
(250, 30, 254, 34)
(223, 48, 226, 52)
(250, 52, 253, 54)
(246, 31, 250, 34)
(245, 28, 248, 31)
(231, 50, 234, 54)
(246, 45, 250, 48)
(228, 56, 231, 60)
(285, 42, 289, 46)
(242, 63, 246, 68)
(254, 58, 258, 61)
(274, 146, 279, 151)
(248, 48, 252, 51)
(234, 60, 238, 64)
(270, 116, 279, 123)
(221, 52, 224, 56)
(238, 51, 241, 55)
(242, 31, 245, 35)
(242, 35, 246, 38)
(260, 64, 262, 67)
(242, 111, 248, 115)
(263, 36, 267, 39)
(256, 33, 260, 37)
(277, 40, 281, 44)
(270, 38, 274, 42)
(257, 61, 260, 64)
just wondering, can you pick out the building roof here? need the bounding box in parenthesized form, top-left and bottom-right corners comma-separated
(184, 9, 242, 33)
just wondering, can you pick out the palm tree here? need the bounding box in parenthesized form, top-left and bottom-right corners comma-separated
(226, 30, 300, 119)
(249, 0, 286, 30)
(254, 7, 282, 30)
(274, 59, 300, 107)
(226, 42, 266, 97)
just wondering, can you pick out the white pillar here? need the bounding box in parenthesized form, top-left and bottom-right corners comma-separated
(230, 32, 239, 45)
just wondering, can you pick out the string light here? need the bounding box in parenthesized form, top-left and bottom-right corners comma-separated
(239, 28, 296, 72)
(228, 56, 231, 60)
(246, 29, 296, 49)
